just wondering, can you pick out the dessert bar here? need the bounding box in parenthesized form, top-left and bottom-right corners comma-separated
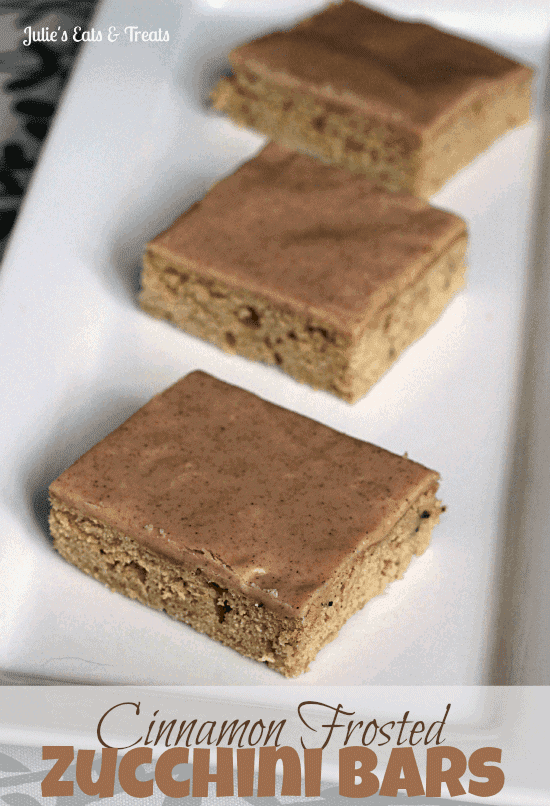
(141, 143, 467, 402)
(49, 371, 443, 677)
(211, 0, 533, 197)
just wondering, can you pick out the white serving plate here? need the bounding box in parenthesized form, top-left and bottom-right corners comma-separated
(0, 0, 549, 685)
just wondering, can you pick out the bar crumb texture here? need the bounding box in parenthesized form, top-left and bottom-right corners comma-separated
(141, 144, 467, 403)
(211, 0, 533, 197)
(49, 371, 443, 677)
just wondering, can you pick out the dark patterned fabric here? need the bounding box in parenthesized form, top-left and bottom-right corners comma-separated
(0, 1, 98, 259)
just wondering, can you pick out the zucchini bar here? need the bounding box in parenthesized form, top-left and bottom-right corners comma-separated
(141, 144, 467, 403)
(49, 371, 443, 677)
(212, 0, 533, 197)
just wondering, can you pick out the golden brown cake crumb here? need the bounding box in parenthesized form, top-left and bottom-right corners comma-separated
(49, 371, 444, 677)
(141, 143, 467, 402)
(211, 0, 533, 196)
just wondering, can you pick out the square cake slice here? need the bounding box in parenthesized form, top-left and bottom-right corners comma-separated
(211, 0, 533, 197)
(49, 371, 443, 678)
(141, 143, 467, 403)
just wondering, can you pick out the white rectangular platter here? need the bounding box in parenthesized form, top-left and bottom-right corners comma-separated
(0, 0, 549, 685)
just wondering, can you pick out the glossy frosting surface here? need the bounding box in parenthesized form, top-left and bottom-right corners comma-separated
(231, 0, 532, 131)
(50, 372, 439, 616)
(150, 143, 466, 338)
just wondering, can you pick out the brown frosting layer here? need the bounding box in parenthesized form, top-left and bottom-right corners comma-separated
(50, 372, 440, 617)
(230, 0, 532, 134)
(148, 143, 466, 340)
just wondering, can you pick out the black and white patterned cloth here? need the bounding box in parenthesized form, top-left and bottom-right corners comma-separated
(0, 0, 98, 260)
